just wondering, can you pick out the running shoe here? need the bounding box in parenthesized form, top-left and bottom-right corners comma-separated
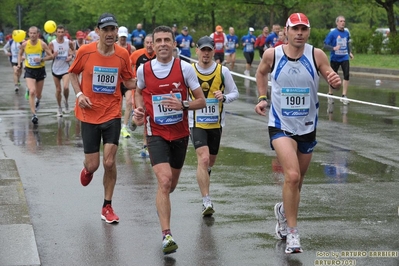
(202, 201, 215, 217)
(340, 95, 349, 105)
(285, 233, 303, 254)
(31, 114, 38, 125)
(15, 85, 19, 93)
(140, 146, 149, 158)
(101, 204, 119, 223)
(327, 94, 334, 104)
(120, 127, 131, 138)
(64, 101, 70, 113)
(80, 167, 93, 186)
(327, 103, 334, 114)
(274, 202, 287, 240)
(25, 89, 29, 100)
(57, 107, 63, 117)
(128, 110, 137, 132)
(162, 234, 178, 255)
(35, 98, 40, 111)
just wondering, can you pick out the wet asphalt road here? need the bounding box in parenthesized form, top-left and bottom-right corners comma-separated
(0, 53, 398, 266)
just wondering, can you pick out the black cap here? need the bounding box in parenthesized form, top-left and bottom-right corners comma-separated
(196, 36, 214, 50)
(182, 26, 188, 31)
(97, 13, 118, 29)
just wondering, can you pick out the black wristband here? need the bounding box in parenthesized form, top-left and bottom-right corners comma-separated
(258, 97, 268, 103)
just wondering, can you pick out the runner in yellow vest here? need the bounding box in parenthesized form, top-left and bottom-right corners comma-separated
(18, 26, 53, 124)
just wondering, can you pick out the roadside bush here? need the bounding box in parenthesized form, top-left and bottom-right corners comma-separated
(370, 32, 384, 54)
(386, 34, 399, 54)
(309, 28, 329, 49)
(350, 29, 370, 54)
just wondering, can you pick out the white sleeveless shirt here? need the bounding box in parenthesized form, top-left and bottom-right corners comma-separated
(269, 43, 319, 135)
(51, 39, 70, 75)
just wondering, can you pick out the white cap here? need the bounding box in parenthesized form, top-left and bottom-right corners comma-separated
(249, 27, 255, 32)
(118, 26, 128, 37)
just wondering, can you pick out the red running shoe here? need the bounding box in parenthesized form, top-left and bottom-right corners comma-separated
(101, 204, 119, 223)
(80, 168, 93, 186)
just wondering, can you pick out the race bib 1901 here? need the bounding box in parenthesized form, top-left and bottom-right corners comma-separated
(281, 87, 310, 117)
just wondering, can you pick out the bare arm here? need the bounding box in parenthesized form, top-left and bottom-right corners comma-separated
(41, 41, 54, 61)
(123, 78, 137, 90)
(17, 42, 26, 68)
(254, 48, 274, 116)
(315, 48, 342, 89)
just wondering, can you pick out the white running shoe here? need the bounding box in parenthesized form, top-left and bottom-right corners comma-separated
(274, 202, 287, 240)
(327, 94, 334, 104)
(285, 233, 303, 254)
(340, 95, 349, 105)
(202, 201, 215, 216)
(57, 107, 63, 117)
(162, 234, 178, 255)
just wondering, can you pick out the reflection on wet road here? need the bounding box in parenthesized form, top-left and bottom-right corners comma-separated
(0, 58, 398, 265)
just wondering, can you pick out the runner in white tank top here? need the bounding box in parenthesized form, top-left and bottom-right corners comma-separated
(255, 13, 342, 255)
(48, 25, 75, 116)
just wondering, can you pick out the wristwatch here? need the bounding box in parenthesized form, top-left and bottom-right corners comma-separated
(182, 100, 189, 110)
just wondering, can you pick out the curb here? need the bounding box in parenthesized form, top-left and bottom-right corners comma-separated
(0, 155, 41, 265)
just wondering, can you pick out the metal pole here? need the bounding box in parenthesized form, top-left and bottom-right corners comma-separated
(18, 4, 22, 29)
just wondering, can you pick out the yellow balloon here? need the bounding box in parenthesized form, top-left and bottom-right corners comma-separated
(12, 30, 26, 43)
(44, 20, 57, 34)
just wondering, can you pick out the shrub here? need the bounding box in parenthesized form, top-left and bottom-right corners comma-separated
(386, 34, 399, 54)
(350, 29, 370, 54)
(309, 28, 329, 48)
(370, 32, 384, 54)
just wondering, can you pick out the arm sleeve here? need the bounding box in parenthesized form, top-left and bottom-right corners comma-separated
(136, 65, 145, 89)
(3, 41, 10, 54)
(222, 66, 239, 103)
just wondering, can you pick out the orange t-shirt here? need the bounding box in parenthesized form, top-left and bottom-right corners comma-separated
(69, 42, 134, 124)
(129, 48, 156, 77)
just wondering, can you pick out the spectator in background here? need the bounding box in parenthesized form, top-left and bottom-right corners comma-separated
(225, 27, 239, 70)
(265, 24, 280, 48)
(255, 26, 269, 58)
(172, 24, 178, 38)
(175, 26, 195, 63)
(274, 31, 287, 47)
(0, 30, 4, 45)
(131, 23, 146, 49)
(209, 25, 227, 64)
(241, 27, 257, 76)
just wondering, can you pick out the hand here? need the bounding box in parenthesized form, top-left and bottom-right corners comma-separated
(213, 90, 224, 101)
(77, 94, 92, 109)
(334, 45, 341, 51)
(160, 91, 182, 110)
(133, 107, 145, 126)
(326, 71, 342, 89)
(255, 101, 268, 116)
(65, 55, 72, 62)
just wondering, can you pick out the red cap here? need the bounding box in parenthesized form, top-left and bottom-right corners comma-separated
(76, 31, 85, 39)
(215, 25, 223, 32)
(286, 13, 310, 28)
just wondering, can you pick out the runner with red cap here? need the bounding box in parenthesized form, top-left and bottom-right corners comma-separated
(255, 12, 342, 254)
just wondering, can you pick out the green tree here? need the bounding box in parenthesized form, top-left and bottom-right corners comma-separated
(375, 0, 398, 35)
